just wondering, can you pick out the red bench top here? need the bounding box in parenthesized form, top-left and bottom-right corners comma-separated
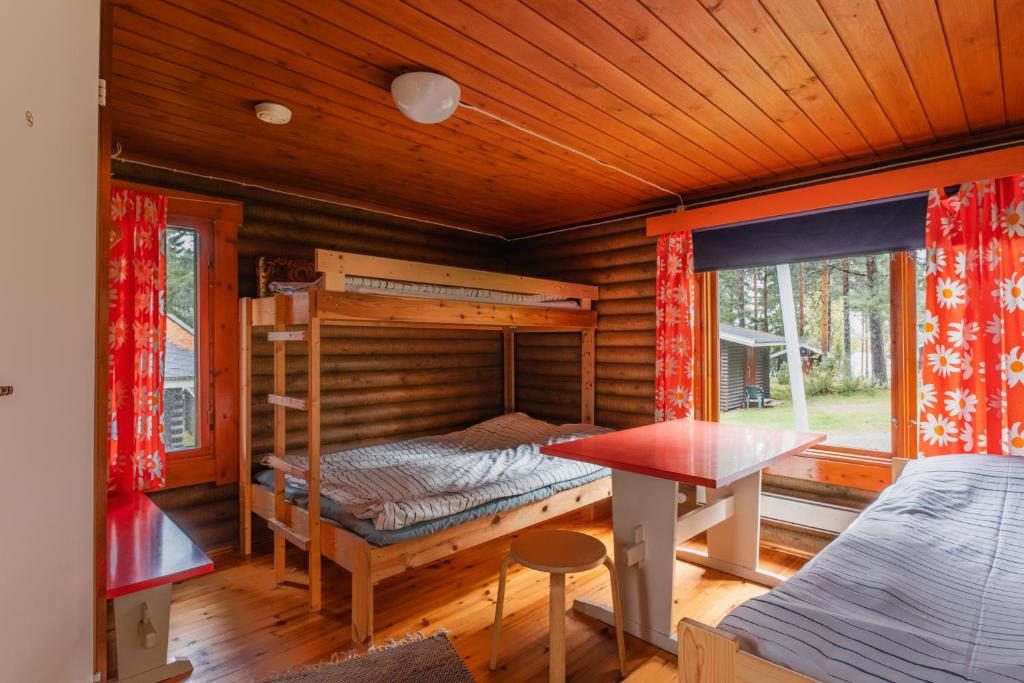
(107, 492, 214, 599)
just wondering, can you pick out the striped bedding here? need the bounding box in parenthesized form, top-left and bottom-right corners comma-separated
(280, 413, 610, 531)
(720, 454, 1024, 683)
(269, 275, 581, 308)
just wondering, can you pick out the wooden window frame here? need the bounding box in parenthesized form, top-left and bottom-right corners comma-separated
(647, 144, 1024, 236)
(698, 252, 919, 490)
(111, 179, 242, 490)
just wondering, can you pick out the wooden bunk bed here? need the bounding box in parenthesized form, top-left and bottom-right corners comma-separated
(238, 248, 606, 644)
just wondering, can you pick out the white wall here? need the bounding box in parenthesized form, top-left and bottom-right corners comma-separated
(0, 1, 100, 680)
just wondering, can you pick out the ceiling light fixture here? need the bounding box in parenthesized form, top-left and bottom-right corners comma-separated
(390, 72, 461, 124)
(254, 102, 292, 125)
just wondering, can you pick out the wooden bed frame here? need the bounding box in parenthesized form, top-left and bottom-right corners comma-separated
(675, 458, 911, 683)
(238, 248, 605, 644)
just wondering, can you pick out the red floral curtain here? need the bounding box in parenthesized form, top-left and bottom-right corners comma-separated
(108, 188, 168, 492)
(920, 175, 1024, 456)
(655, 231, 697, 422)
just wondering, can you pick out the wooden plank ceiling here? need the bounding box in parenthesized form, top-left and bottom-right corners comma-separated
(110, 0, 1024, 236)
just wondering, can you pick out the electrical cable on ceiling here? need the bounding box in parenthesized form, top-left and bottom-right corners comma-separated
(505, 207, 671, 241)
(459, 102, 685, 207)
(111, 157, 500, 238)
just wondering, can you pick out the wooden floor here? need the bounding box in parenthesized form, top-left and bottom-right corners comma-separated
(166, 508, 805, 682)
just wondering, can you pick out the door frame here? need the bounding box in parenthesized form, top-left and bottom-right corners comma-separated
(94, 0, 111, 677)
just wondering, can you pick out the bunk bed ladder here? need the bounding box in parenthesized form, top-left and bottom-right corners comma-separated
(267, 292, 322, 611)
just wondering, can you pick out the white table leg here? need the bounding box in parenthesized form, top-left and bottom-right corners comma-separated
(675, 470, 785, 587)
(572, 469, 679, 653)
(112, 583, 194, 683)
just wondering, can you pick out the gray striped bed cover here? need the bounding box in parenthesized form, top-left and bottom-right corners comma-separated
(281, 413, 610, 531)
(719, 454, 1024, 683)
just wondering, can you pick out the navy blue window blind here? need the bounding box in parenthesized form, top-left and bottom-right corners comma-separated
(691, 193, 928, 273)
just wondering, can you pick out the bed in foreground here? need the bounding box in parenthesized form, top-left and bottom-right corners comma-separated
(680, 454, 1024, 683)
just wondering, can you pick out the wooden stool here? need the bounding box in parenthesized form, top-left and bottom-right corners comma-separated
(489, 529, 627, 682)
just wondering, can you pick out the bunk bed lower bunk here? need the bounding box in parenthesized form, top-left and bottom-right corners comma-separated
(679, 454, 1024, 683)
(239, 249, 603, 644)
(248, 414, 612, 641)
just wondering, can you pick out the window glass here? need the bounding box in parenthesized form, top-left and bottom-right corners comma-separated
(164, 227, 198, 452)
(717, 256, 893, 453)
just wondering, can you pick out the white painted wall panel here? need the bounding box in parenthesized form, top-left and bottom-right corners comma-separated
(0, 1, 100, 680)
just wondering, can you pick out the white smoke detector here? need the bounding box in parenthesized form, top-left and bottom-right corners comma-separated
(254, 102, 292, 125)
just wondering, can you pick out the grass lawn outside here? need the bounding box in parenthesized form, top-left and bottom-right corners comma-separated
(720, 390, 892, 453)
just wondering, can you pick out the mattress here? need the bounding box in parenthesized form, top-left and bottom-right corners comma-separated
(255, 467, 609, 547)
(269, 275, 581, 309)
(257, 413, 611, 544)
(719, 454, 1024, 683)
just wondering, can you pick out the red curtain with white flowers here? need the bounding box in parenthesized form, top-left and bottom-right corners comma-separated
(655, 232, 697, 422)
(108, 188, 168, 492)
(919, 175, 1024, 456)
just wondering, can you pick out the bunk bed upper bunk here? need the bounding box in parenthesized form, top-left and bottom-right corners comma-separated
(238, 248, 605, 645)
(248, 248, 599, 331)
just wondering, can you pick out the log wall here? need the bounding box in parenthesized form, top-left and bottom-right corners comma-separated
(113, 161, 508, 548)
(250, 326, 503, 455)
(510, 216, 656, 429)
(114, 161, 506, 451)
(112, 162, 869, 557)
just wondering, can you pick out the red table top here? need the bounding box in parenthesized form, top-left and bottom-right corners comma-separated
(541, 419, 825, 488)
(107, 492, 214, 599)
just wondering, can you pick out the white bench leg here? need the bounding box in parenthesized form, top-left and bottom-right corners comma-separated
(112, 583, 194, 683)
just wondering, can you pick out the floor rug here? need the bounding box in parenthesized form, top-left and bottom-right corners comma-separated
(255, 631, 475, 683)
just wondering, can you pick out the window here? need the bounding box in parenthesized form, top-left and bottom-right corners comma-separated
(691, 194, 924, 464)
(716, 255, 905, 456)
(164, 227, 202, 452)
(112, 179, 241, 489)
